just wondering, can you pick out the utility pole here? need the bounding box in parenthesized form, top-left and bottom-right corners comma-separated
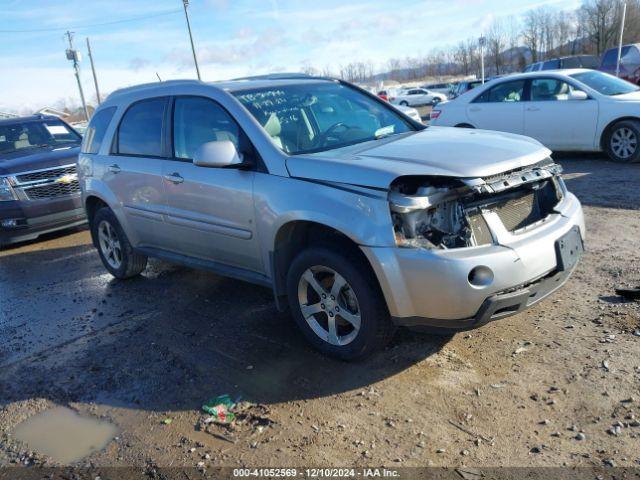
(182, 0, 201, 80)
(86, 37, 101, 104)
(616, 1, 627, 77)
(65, 31, 89, 121)
(479, 35, 486, 84)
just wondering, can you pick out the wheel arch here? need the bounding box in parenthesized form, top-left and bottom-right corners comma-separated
(270, 220, 381, 311)
(599, 116, 640, 150)
(85, 195, 109, 225)
(84, 194, 110, 247)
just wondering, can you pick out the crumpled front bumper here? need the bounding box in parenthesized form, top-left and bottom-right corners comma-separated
(361, 191, 585, 329)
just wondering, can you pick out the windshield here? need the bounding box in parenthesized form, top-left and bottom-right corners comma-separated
(570, 71, 640, 96)
(0, 119, 81, 156)
(233, 82, 416, 155)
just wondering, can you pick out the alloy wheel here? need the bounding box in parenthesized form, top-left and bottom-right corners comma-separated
(297, 265, 361, 346)
(611, 127, 638, 160)
(98, 220, 123, 270)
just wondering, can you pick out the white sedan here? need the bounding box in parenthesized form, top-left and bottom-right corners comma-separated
(429, 69, 640, 162)
(394, 104, 422, 123)
(391, 88, 447, 107)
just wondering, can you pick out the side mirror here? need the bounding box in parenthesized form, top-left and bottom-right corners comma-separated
(568, 90, 588, 101)
(193, 140, 243, 168)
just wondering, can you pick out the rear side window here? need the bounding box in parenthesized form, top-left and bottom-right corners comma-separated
(173, 96, 240, 160)
(622, 46, 640, 64)
(81, 107, 116, 154)
(116, 97, 167, 157)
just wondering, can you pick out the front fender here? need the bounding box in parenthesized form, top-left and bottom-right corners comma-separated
(252, 173, 395, 278)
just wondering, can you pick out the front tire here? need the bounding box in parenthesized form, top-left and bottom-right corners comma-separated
(286, 246, 395, 360)
(92, 207, 147, 279)
(605, 120, 640, 163)
(399, 101, 409, 106)
(432, 97, 441, 105)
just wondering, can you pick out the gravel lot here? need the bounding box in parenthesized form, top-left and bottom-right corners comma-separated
(1, 155, 639, 471)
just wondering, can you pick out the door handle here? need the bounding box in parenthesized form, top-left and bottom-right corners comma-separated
(469, 107, 481, 112)
(526, 107, 540, 111)
(164, 172, 184, 184)
(108, 164, 121, 174)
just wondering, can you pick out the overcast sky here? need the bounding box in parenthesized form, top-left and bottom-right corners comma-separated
(0, 0, 581, 113)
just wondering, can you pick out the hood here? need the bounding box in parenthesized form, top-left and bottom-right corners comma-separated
(286, 127, 551, 189)
(0, 145, 80, 176)
(611, 90, 640, 101)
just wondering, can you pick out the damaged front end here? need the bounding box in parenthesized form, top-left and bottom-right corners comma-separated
(390, 159, 564, 249)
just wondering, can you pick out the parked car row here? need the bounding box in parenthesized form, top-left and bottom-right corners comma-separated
(430, 69, 640, 163)
(523, 44, 640, 86)
(524, 55, 600, 73)
(390, 87, 447, 106)
(377, 87, 446, 107)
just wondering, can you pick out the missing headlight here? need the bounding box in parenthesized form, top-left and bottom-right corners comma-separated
(389, 176, 474, 249)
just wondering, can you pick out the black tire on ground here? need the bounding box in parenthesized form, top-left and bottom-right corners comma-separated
(400, 101, 409, 106)
(91, 207, 147, 279)
(432, 97, 441, 105)
(604, 120, 640, 163)
(455, 123, 475, 128)
(286, 246, 396, 360)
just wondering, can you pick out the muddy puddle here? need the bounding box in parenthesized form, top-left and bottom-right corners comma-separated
(13, 406, 117, 464)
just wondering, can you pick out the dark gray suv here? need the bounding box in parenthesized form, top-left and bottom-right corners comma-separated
(0, 115, 85, 246)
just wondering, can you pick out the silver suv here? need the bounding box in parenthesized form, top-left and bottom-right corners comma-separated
(79, 75, 585, 360)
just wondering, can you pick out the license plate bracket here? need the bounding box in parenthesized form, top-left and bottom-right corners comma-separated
(555, 226, 583, 272)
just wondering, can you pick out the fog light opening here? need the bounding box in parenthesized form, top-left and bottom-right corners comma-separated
(468, 266, 494, 287)
(1, 219, 20, 229)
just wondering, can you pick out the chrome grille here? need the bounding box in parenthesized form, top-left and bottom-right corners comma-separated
(10, 164, 80, 200)
(15, 165, 76, 184)
(24, 180, 80, 200)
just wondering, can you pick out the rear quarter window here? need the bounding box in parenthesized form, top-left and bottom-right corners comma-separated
(542, 59, 560, 70)
(563, 57, 581, 68)
(601, 48, 621, 67)
(81, 107, 116, 154)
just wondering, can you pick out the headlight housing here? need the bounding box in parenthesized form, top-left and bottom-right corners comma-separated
(0, 177, 17, 201)
(389, 176, 472, 249)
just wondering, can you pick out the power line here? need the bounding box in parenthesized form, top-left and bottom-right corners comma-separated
(0, 9, 181, 33)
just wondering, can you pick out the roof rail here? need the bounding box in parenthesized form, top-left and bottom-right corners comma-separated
(107, 79, 203, 99)
(230, 72, 333, 82)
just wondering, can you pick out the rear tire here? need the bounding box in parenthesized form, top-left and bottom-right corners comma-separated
(455, 123, 475, 128)
(91, 207, 147, 279)
(432, 97, 441, 105)
(605, 120, 640, 163)
(400, 101, 409, 106)
(286, 246, 395, 360)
